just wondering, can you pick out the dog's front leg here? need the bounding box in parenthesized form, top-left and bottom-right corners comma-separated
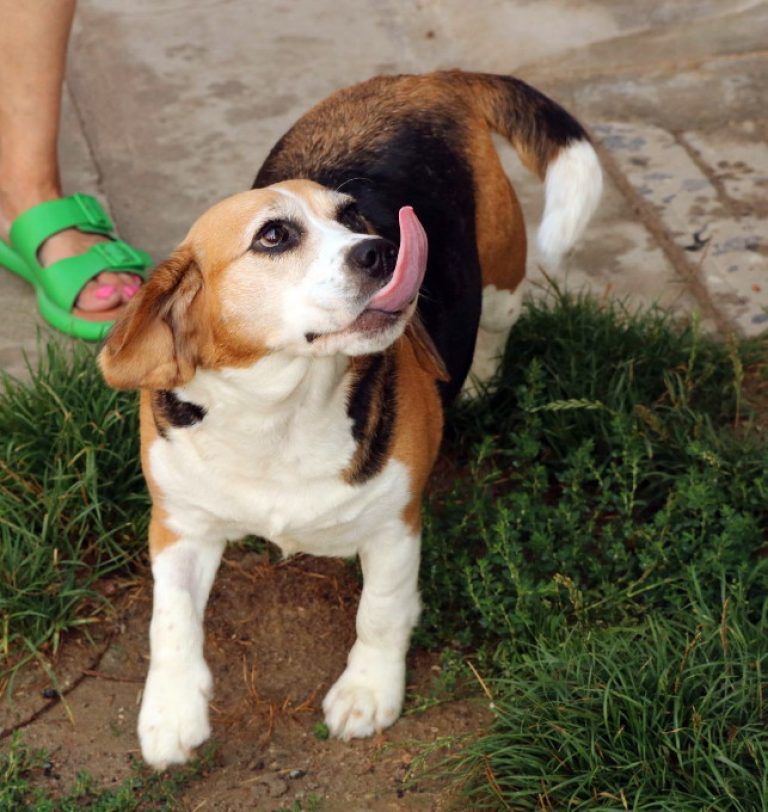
(323, 524, 421, 739)
(138, 532, 225, 770)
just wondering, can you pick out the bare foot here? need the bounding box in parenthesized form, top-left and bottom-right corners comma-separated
(38, 228, 142, 311)
(0, 188, 142, 313)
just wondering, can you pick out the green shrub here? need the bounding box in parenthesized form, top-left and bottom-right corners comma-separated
(419, 295, 768, 648)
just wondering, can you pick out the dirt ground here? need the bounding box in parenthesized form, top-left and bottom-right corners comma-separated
(1, 548, 488, 811)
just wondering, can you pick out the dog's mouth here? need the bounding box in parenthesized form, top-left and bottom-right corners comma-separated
(306, 206, 428, 344)
(347, 307, 403, 331)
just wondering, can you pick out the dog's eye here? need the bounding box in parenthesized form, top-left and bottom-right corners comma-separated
(255, 222, 290, 249)
(338, 204, 368, 234)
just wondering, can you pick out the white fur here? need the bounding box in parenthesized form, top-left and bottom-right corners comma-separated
(462, 283, 524, 398)
(323, 532, 420, 739)
(537, 140, 602, 269)
(138, 541, 223, 769)
(139, 355, 420, 767)
(218, 185, 411, 359)
(276, 187, 371, 334)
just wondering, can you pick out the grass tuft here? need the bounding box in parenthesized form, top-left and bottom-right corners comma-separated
(0, 342, 147, 672)
(419, 292, 768, 649)
(453, 598, 768, 810)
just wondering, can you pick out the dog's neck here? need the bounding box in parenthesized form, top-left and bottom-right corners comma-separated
(177, 350, 353, 422)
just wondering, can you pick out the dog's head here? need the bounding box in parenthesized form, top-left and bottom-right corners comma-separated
(99, 180, 428, 390)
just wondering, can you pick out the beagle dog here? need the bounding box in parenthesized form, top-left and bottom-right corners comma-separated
(99, 70, 601, 770)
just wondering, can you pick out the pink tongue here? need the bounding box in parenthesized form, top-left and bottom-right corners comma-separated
(367, 206, 428, 313)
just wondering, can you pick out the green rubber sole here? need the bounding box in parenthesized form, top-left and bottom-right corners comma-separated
(0, 237, 33, 283)
(0, 238, 115, 341)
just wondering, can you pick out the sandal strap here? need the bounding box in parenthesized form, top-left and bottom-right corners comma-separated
(9, 194, 115, 265)
(39, 240, 151, 311)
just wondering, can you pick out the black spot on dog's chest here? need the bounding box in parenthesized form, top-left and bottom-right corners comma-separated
(348, 354, 385, 442)
(345, 353, 397, 484)
(152, 390, 206, 437)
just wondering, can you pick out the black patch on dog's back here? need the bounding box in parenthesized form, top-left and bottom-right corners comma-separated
(255, 110, 482, 405)
(494, 76, 587, 151)
(152, 390, 206, 438)
(345, 353, 397, 484)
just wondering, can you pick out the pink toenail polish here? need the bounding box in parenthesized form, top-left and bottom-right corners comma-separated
(123, 285, 140, 298)
(94, 284, 117, 300)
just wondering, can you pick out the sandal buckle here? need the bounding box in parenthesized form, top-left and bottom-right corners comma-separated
(72, 194, 113, 232)
(93, 240, 149, 270)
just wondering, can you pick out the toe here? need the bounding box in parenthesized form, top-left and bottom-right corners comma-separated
(77, 279, 121, 311)
(119, 274, 142, 302)
(77, 272, 144, 310)
(93, 270, 123, 287)
(117, 272, 142, 286)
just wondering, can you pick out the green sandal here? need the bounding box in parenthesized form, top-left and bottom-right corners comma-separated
(0, 193, 152, 341)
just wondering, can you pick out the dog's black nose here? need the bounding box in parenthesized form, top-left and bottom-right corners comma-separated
(348, 238, 397, 280)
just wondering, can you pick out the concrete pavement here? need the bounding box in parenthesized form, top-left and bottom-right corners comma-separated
(0, 0, 766, 377)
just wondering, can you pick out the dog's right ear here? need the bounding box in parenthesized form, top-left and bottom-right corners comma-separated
(405, 316, 450, 383)
(99, 248, 204, 390)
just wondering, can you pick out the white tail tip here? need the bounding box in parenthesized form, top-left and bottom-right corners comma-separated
(537, 139, 603, 269)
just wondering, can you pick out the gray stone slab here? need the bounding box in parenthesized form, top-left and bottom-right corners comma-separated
(597, 121, 768, 334)
(683, 128, 768, 215)
(538, 53, 768, 136)
(516, 2, 768, 88)
(406, 0, 762, 74)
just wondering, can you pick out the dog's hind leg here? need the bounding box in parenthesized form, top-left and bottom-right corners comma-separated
(463, 281, 525, 398)
(462, 144, 527, 399)
(137, 515, 225, 770)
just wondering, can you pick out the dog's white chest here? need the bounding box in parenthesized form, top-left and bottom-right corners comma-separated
(147, 358, 410, 557)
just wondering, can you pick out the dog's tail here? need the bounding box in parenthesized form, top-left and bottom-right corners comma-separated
(455, 71, 602, 268)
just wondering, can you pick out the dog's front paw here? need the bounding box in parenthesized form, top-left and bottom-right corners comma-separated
(138, 660, 213, 770)
(323, 648, 405, 740)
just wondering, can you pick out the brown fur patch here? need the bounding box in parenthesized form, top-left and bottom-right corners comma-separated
(99, 250, 205, 391)
(342, 316, 445, 520)
(391, 334, 444, 533)
(466, 127, 527, 294)
(453, 71, 588, 178)
(404, 317, 449, 383)
(257, 75, 473, 181)
(139, 391, 180, 559)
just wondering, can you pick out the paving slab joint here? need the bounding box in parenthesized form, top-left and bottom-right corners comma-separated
(673, 131, 751, 220)
(591, 135, 734, 336)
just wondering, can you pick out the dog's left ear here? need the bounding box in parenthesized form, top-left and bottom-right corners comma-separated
(405, 317, 450, 383)
(99, 248, 204, 390)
